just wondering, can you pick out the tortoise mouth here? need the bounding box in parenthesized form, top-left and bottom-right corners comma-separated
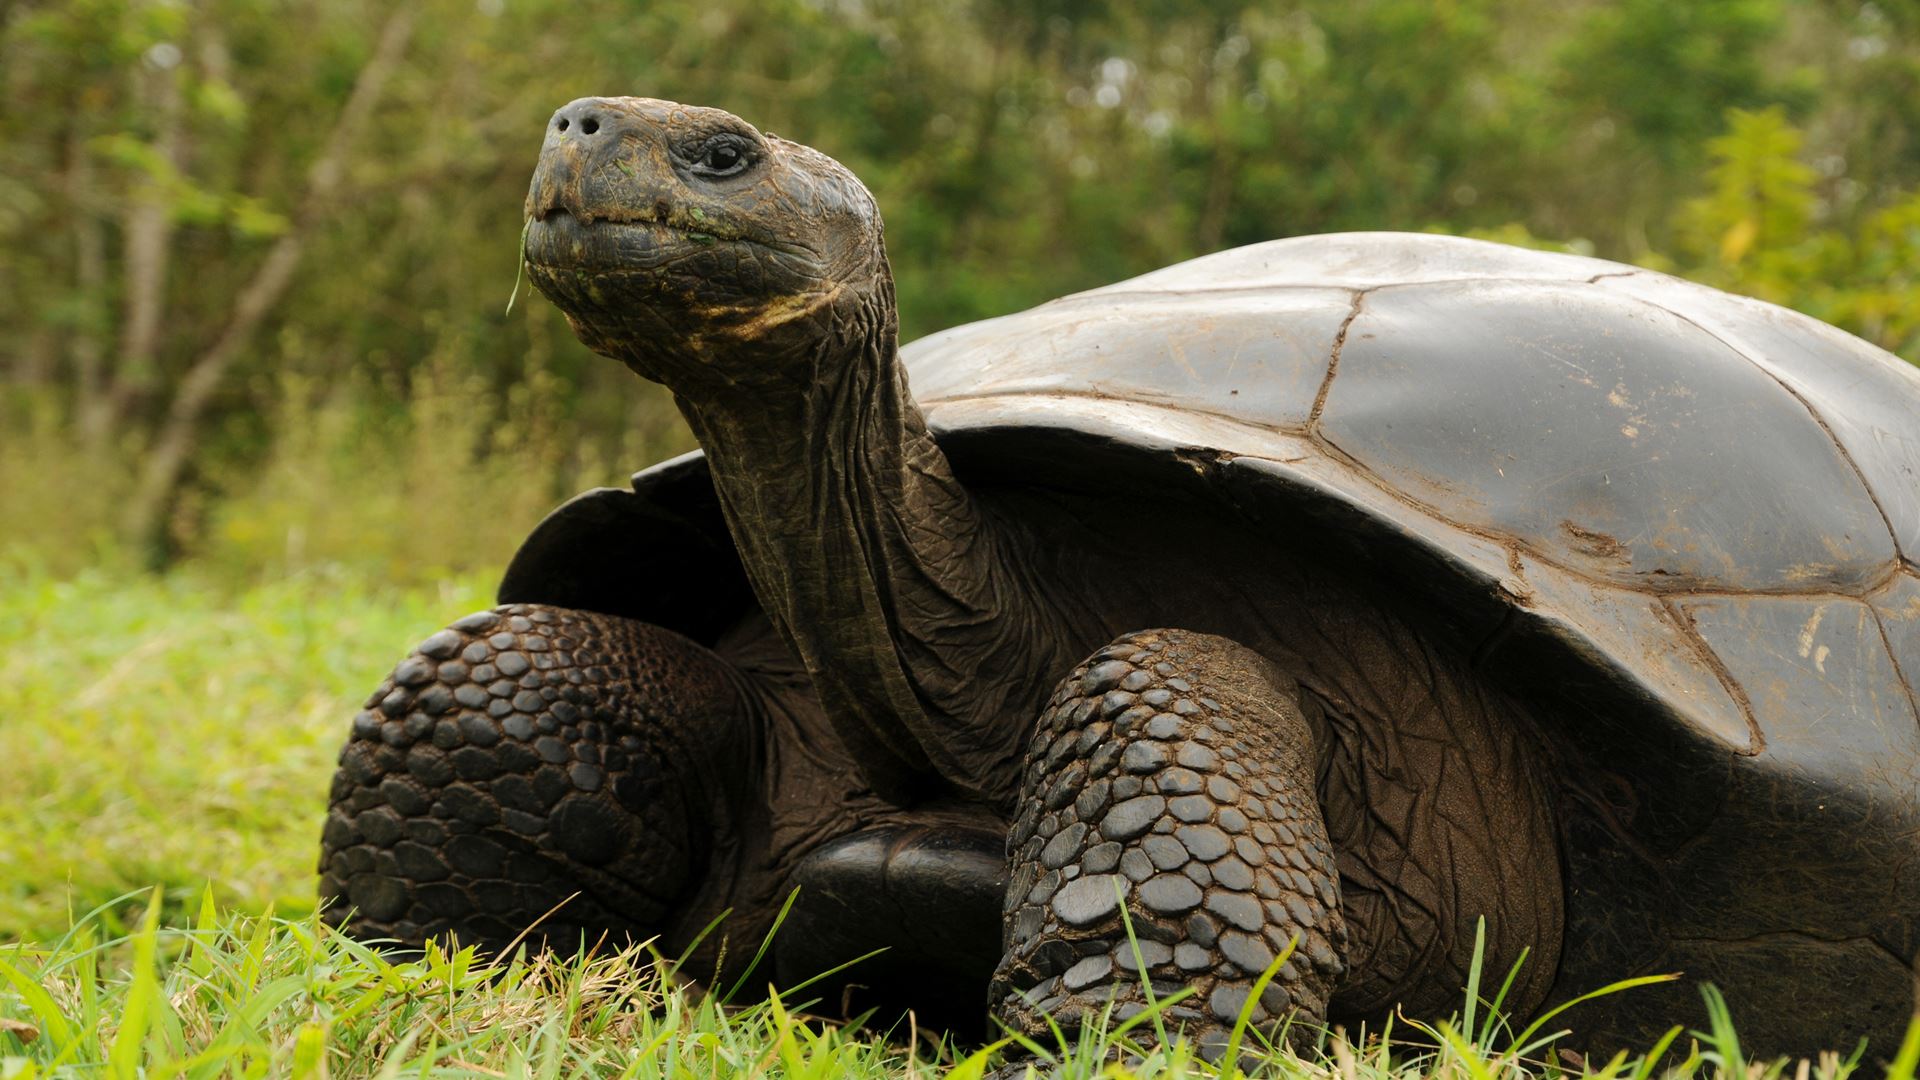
(524, 209, 719, 276)
(524, 209, 818, 283)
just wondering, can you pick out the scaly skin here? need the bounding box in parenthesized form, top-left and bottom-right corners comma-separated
(320, 604, 756, 963)
(995, 629, 1346, 1053)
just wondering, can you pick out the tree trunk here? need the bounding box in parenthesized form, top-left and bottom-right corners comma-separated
(87, 56, 185, 441)
(121, 8, 417, 558)
(66, 123, 108, 422)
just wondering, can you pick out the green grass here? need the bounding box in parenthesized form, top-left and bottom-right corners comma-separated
(0, 895, 942, 1079)
(0, 897, 1902, 1080)
(1, 558, 1914, 1078)
(0, 560, 492, 940)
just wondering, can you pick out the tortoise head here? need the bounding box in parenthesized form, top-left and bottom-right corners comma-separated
(523, 97, 891, 395)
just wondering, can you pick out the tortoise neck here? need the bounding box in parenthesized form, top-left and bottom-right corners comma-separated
(673, 294, 1051, 809)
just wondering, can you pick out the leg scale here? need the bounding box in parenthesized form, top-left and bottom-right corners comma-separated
(319, 603, 744, 952)
(992, 628, 1347, 1053)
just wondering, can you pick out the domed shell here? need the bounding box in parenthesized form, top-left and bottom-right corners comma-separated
(907, 232, 1920, 764)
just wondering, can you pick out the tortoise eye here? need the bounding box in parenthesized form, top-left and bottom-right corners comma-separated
(691, 135, 754, 178)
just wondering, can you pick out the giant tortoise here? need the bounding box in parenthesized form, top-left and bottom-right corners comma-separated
(319, 96, 1920, 1057)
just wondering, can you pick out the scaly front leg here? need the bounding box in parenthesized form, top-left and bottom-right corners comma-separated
(319, 604, 758, 961)
(993, 629, 1347, 1056)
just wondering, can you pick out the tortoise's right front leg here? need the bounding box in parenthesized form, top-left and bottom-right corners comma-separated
(319, 604, 754, 955)
(992, 628, 1347, 1056)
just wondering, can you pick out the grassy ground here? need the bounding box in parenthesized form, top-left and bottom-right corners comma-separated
(0, 561, 492, 940)
(0, 900, 1906, 1080)
(2, 560, 1914, 1078)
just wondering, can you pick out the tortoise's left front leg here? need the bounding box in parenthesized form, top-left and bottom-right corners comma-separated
(991, 628, 1347, 1055)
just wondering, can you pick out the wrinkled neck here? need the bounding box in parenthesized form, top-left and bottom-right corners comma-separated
(671, 299, 1051, 809)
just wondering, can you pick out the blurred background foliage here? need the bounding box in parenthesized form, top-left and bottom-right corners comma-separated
(4, 0, 1920, 585)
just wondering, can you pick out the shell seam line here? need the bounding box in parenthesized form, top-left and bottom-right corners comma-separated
(928, 392, 1896, 602)
(1307, 288, 1369, 431)
(1296, 429, 1891, 601)
(1652, 564, 1902, 601)
(1867, 603, 1920, 729)
(924, 387, 1313, 437)
(1660, 597, 1766, 756)
(1623, 294, 1906, 565)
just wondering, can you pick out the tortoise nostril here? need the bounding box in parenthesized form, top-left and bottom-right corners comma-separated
(557, 117, 569, 132)
(581, 117, 600, 135)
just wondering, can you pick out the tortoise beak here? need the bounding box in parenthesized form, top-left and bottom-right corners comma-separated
(525, 97, 655, 225)
(523, 101, 688, 277)
(526, 139, 591, 224)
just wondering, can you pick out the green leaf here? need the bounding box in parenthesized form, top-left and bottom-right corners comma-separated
(721, 886, 801, 1003)
(187, 883, 219, 981)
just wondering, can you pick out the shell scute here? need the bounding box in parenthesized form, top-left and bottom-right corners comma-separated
(1316, 279, 1894, 592)
(1502, 550, 1754, 752)
(1599, 272, 1920, 559)
(1679, 593, 1920, 794)
(909, 288, 1352, 433)
(1870, 571, 1920, 712)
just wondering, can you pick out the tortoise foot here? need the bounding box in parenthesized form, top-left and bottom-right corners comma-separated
(776, 824, 1007, 1036)
(318, 603, 744, 953)
(992, 628, 1347, 1056)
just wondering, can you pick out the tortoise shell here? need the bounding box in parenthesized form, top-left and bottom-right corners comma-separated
(501, 233, 1920, 1050)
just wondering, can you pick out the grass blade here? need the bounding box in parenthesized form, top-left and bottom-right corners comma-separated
(721, 886, 802, 1003)
(1629, 1025, 1687, 1080)
(1483, 945, 1530, 1047)
(1217, 934, 1299, 1079)
(1510, 973, 1681, 1056)
(506, 216, 532, 316)
(1437, 1020, 1500, 1080)
(0, 955, 73, 1052)
(107, 890, 164, 1080)
(1695, 984, 1744, 1077)
(1463, 916, 1486, 1042)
